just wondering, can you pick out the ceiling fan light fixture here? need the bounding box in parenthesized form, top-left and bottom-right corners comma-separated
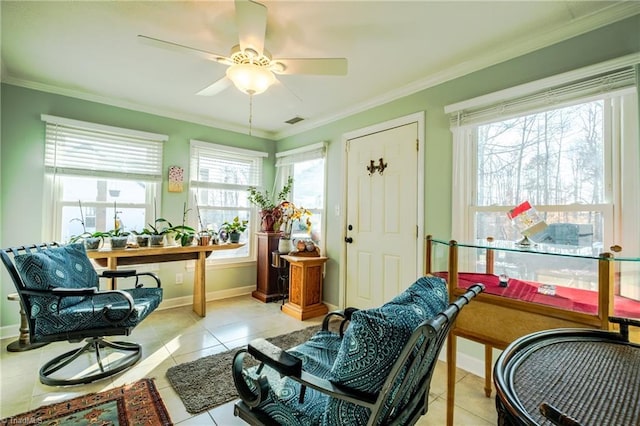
(226, 63, 275, 95)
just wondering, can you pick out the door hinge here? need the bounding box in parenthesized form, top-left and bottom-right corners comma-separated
(416, 225, 419, 238)
(416, 139, 419, 151)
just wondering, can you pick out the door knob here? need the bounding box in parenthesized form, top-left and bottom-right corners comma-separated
(345, 237, 353, 244)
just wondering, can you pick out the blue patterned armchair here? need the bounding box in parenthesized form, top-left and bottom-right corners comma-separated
(232, 276, 484, 425)
(0, 242, 163, 386)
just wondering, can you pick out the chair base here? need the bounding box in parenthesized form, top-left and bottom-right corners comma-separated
(40, 337, 141, 386)
(234, 401, 280, 426)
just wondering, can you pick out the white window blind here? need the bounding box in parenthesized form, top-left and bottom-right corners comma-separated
(275, 142, 326, 167)
(190, 140, 266, 189)
(446, 60, 638, 128)
(42, 114, 166, 180)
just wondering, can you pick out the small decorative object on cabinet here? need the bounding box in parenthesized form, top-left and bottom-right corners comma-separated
(425, 235, 640, 426)
(281, 255, 328, 320)
(278, 237, 293, 254)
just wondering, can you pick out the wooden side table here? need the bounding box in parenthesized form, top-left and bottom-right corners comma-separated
(281, 255, 328, 320)
(6, 293, 48, 352)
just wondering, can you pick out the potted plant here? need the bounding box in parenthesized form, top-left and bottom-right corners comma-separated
(107, 203, 130, 249)
(131, 229, 151, 247)
(170, 202, 196, 247)
(138, 200, 173, 246)
(247, 176, 293, 232)
(141, 218, 172, 246)
(194, 195, 217, 245)
(221, 216, 248, 243)
(69, 201, 110, 250)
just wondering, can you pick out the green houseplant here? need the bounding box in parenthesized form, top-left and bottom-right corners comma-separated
(247, 176, 293, 232)
(170, 202, 196, 247)
(135, 200, 172, 246)
(69, 201, 109, 250)
(107, 202, 130, 249)
(221, 216, 248, 243)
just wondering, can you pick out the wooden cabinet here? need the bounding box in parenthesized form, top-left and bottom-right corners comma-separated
(252, 232, 281, 302)
(425, 236, 640, 426)
(281, 256, 328, 320)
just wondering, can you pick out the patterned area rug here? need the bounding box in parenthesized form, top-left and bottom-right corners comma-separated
(167, 325, 322, 414)
(0, 378, 172, 426)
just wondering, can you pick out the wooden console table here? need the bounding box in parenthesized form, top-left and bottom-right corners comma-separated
(281, 255, 328, 320)
(87, 243, 243, 317)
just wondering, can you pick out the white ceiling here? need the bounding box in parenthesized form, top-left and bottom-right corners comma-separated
(2, 1, 638, 140)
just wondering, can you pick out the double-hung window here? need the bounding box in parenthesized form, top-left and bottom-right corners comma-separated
(446, 58, 639, 298)
(190, 140, 266, 261)
(41, 115, 165, 244)
(447, 61, 638, 250)
(275, 143, 327, 248)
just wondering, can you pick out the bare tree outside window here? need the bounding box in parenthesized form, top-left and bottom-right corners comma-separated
(475, 100, 605, 245)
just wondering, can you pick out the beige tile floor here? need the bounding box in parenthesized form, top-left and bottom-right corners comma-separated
(0, 295, 497, 425)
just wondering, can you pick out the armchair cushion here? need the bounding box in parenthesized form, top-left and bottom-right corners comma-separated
(242, 330, 343, 425)
(328, 276, 448, 394)
(14, 243, 99, 313)
(31, 287, 162, 341)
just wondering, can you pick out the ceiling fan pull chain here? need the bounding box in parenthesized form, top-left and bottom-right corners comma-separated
(248, 92, 254, 136)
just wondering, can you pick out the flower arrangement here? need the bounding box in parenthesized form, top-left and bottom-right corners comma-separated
(276, 201, 312, 239)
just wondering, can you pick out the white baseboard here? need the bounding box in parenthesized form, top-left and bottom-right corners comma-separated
(438, 338, 487, 379)
(157, 285, 255, 310)
(0, 324, 19, 340)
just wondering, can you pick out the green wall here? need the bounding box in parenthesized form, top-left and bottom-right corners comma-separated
(0, 85, 276, 327)
(1, 13, 639, 360)
(279, 14, 640, 306)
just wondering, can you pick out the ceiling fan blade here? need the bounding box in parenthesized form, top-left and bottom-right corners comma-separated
(273, 58, 348, 76)
(138, 35, 231, 64)
(196, 77, 232, 96)
(235, 0, 267, 56)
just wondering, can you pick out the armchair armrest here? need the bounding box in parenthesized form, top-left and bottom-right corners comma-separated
(50, 287, 99, 297)
(99, 270, 161, 288)
(248, 338, 302, 377)
(49, 287, 135, 325)
(322, 307, 359, 336)
(233, 337, 377, 410)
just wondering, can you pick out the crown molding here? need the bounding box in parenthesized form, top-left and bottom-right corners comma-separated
(274, 3, 640, 140)
(3, 2, 637, 142)
(1, 75, 277, 140)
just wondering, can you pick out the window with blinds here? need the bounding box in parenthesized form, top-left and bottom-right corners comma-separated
(190, 139, 267, 261)
(41, 115, 166, 242)
(275, 142, 327, 247)
(42, 114, 166, 180)
(445, 57, 639, 296)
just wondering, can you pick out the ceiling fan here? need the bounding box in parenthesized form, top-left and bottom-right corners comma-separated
(138, 0, 348, 97)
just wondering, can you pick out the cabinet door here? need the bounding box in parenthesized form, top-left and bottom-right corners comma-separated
(253, 233, 281, 302)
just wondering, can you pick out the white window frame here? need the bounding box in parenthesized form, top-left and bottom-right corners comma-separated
(445, 55, 639, 255)
(275, 142, 327, 252)
(41, 115, 166, 243)
(189, 139, 267, 265)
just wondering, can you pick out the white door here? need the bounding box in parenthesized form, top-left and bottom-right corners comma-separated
(345, 122, 419, 309)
